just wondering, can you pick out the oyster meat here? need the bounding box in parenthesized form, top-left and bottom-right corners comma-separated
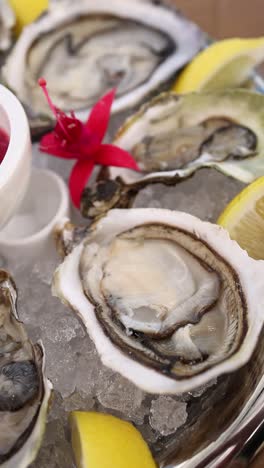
(2, 0, 206, 133)
(53, 208, 264, 394)
(82, 89, 264, 219)
(0, 271, 51, 468)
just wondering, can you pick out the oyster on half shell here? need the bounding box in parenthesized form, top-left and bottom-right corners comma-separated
(53, 208, 264, 395)
(0, 271, 51, 468)
(81, 89, 264, 219)
(2, 0, 206, 136)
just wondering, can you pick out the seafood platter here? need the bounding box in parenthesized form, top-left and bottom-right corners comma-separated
(1, 0, 264, 467)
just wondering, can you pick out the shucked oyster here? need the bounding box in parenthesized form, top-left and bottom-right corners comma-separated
(53, 208, 264, 395)
(2, 0, 206, 134)
(82, 89, 264, 219)
(0, 271, 51, 468)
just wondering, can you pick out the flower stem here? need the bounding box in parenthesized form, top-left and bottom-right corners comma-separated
(38, 77, 73, 141)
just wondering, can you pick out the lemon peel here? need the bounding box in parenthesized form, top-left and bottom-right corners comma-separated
(9, 0, 48, 34)
(218, 176, 264, 259)
(173, 38, 264, 94)
(70, 411, 157, 468)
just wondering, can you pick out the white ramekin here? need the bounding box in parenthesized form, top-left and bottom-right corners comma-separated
(0, 168, 70, 262)
(0, 84, 32, 227)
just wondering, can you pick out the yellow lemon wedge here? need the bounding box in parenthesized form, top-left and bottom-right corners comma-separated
(218, 176, 264, 259)
(8, 0, 48, 34)
(69, 411, 157, 468)
(173, 38, 264, 94)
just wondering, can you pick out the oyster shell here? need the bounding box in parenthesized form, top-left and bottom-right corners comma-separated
(53, 208, 264, 394)
(0, 1, 15, 52)
(0, 271, 52, 468)
(81, 89, 264, 219)
(2, 0, 206, 135)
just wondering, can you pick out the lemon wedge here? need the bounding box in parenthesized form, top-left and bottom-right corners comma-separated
(8, 0, 48, 34)
(218, 176, 264, 259)
(69, 411, 157, 468)
(173, 38, 264, 94)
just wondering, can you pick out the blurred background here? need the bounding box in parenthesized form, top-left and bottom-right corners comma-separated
(173, 0, 264, 38)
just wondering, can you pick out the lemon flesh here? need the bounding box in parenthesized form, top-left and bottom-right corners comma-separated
(218, 176, 264, 259)
(173, 38, 264, 94)
(70, 411, 157, 468)
(9, 0, 48, 34)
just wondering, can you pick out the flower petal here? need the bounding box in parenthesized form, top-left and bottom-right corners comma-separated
(69, 159, 95, 208)
(85, 89, 116, 145)
(40, 133, 80, 159)
(95, 144, 140, 171)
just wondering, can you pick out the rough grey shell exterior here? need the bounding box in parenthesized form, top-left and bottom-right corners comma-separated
(0, 271, 52, 468)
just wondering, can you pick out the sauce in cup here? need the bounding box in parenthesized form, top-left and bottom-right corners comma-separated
(0, 128, 9, 162)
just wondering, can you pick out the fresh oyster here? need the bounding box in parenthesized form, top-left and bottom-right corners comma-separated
(0, 1, 15, 52)
(81, 89, 264, 219)
(0, 271, 52, 468)
(53, 208, 264, 395)
(2, 0, 206, 134)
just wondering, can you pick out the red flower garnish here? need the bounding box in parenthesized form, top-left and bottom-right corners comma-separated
(38, 78, 139, 208)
